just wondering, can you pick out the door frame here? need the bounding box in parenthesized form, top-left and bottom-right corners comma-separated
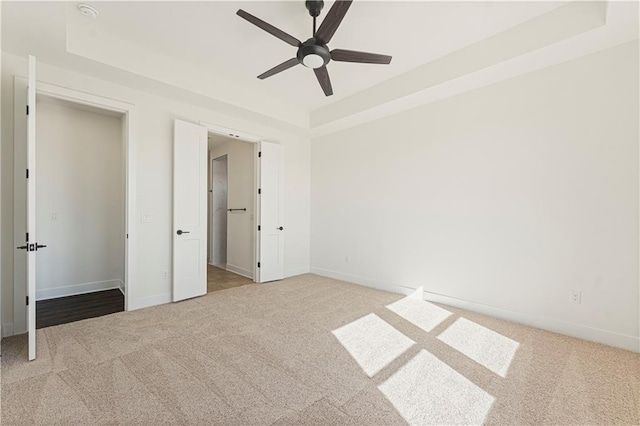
(13, 77, 137, 334)
(200, 121, 262, 282)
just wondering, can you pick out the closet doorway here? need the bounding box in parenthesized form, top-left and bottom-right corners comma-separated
(14, 59, 137, 360)
(206, 133, 255, 292)
(33, 95, 126, 328)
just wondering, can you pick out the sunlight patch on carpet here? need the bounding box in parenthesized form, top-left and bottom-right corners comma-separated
(437, 317, 519, 377)
(379, 349, 494, 425)
(332, 313, 415, 378)
(386, 288, 452, 333)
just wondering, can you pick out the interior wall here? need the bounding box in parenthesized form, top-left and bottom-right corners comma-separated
(35, 100, 124, 300)
(210, 140, 255, 278)
(311, 41, 640, 351)
(210, 155, 228, 267)
(1, 52, 311, 336)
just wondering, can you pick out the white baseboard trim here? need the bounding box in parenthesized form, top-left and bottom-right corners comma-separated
(311, 267, 640, 353)
(226, 264, 254, 279)
(2, 322, 15, 338)
(129, 293, 172, 311)
(210, 262, 227, 269)
(285, 266, 311, 278)
(117, 280, 125, 296)
(36, 279, 123, 301)
(311, 267, 419, 297)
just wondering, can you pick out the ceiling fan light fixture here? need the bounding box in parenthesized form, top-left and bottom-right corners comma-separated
(302, 54, 325, 69)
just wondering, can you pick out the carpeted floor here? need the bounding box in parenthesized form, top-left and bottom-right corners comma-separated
(2, 274, 639, 425)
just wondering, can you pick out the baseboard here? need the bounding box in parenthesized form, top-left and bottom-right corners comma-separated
(36, 279, 123, 301)
(310, 267, 640, 353)
(311, 267, 420, 297)
(2, 322, 15, 338)
(285, 266, 311, 278)
(226, 264, 254, 279)
(129, 293, 172, 311)
(117, 280, 125, 295)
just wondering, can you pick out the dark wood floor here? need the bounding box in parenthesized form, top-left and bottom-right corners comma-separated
(36, 289, 124, 329)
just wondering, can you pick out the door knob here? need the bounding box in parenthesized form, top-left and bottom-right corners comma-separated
(177, 230, 190, 235)
(277, 226, 284, 231)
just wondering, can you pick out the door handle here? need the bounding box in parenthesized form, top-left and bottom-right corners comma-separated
(177, 230, 190, 235)
(277, 227, 284, 231)
(16, 245, 28, 250)
(36, 244, 47, 250)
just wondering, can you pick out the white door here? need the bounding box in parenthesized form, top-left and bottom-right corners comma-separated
(173, 120, 208, 301)
(27, 56, 37, 360)
(257, 141, 284, 283)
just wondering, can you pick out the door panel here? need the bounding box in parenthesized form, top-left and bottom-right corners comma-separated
(27, 56, 37, 360)
(257, 141, 284, 282)
(173, 120, 207, 302)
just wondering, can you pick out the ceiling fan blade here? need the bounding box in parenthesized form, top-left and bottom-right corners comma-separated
(331, 49, 392, 64)
(257, 58, 300, 79)
(315, 0, 353, 45)
(314, 66, 333, 96)
(237, 9, 301, 47)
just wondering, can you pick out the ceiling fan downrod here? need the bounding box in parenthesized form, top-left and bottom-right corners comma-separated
(305, 0, 324, 36)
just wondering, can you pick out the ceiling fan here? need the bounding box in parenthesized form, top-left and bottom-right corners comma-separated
(236, 0, 392, 97)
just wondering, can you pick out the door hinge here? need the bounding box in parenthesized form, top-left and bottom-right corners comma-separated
(26, 296, 29, 306)
(26, 169, 29, 179)
(258, 225, 261, 231)
(26, 232, 29, 242)
(257, 262, 261, 268)
(258, 188, 261, 194)
(26, 105, 29, 115)
(258, 151, 262, 158)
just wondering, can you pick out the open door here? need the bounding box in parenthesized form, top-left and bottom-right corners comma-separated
(173, 119, 208, 302)
(257, 141, 284, 283)
(26, 56, 37, 360)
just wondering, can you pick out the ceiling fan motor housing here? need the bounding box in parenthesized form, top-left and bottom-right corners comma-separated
(297, 38, 331, 68)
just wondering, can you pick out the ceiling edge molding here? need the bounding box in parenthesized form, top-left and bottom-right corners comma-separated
(310, 0, 611, 134)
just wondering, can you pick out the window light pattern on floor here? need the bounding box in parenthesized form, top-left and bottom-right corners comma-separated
(379, 349, 495, 425)
(386, 287, 453, 332)
(438, 317, 519, 377)
(332, 313, 415, 377)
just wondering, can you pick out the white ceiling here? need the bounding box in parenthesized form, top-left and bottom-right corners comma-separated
(3, 1, 566, 113)
(87, 1, 566, 111)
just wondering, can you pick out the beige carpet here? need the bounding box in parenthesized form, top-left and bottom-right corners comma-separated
(2, 274, 639, 425)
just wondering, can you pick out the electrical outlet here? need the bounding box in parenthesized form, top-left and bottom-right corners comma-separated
(570, 290, 581, 304)
(162, 270, 169, 280)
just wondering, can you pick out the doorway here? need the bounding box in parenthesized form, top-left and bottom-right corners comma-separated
(172, 119, 285, 302)
(209, 155, 228, 268)
(34, 95, 126, 328)
(206, 134, 255, 292)
(14, 56, 137, 360)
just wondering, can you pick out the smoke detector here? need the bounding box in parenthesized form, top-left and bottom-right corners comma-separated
(77, 4, 99, 18)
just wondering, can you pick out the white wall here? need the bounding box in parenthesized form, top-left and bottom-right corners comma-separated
(35, 100, 124, 300)
(210, 140, 255, 278)
(2, 52, 311, 336)
(311, 41, 639, 351)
